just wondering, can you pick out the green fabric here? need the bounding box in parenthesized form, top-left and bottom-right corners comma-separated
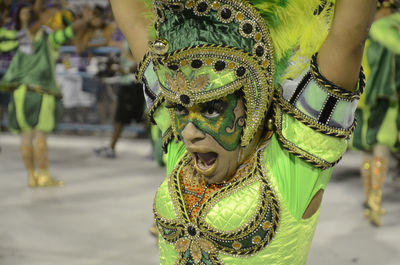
(376, 100, 398, 147)
(0, 28, 16, 39)
(219, 199, 319, 265)
(1, 27, 74, 91)
(2, 27, 74, 134)
(1, 31, 57, 91)
(166, 140, 186, 175)
(0, 28, 18, 52)
(150, 125, 165, 167)
(351, 14, 400, 151)
(281, 112, 347, 163)
(8, 84, 61, 133)
(295, 82, 327, 117)
(364, 41, 397, 105)
(49, 26, 74, 49)
(36, 93, 56, 132)
(266, 135, 332, 220)
(153, 102, 172, 135)
(155, 177, 177, 220)
(205, 181, 261, 230)
(369, 13, 400, 54)
(159, 9, 254, 54)
(12, 85, 30, 132)
(158, 235, 179, 265)
(0, 40, 18, 53)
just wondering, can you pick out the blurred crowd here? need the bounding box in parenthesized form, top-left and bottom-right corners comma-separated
(0, 0, 143, 127)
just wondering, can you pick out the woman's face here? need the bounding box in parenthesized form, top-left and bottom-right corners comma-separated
(19, 7, 31, 27)
(171, 93, 246, 184)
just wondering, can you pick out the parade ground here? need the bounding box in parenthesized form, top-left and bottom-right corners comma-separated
(1, 133, 400, 265)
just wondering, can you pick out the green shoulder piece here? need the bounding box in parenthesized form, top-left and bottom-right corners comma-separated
(274, 104, 348, 169)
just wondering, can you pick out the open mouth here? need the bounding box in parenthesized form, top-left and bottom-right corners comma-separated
(194, 152, 218, 172)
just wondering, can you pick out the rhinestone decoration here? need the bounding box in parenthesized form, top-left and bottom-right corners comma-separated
(218, 5, 234, 23)
(211, 1, 220, 10)
(214, 60, 226, 71)
(262, 221, 270, 230)
(239, 20, 257, 38)
(252, 236, 262, 244)
(236, 66, 246, 77)
(180, 94, 191, 105)
(193, 0, 211, 16)
(188, 225, 197, 236)
(186, 0, 195, 8)
(235, 12, 244, 22)
(191, 59, 203, 69)
(232, 241, 242, 250)
(169, 2, 184, 12)
(168, 64, 179, 70)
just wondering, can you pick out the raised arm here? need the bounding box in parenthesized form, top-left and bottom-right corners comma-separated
(318, 0, 377, 91)
(109, 0, 151, 62)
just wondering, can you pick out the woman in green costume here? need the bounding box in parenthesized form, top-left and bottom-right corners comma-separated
(351, 0, 400, 227)
(111, 0, 375, 264)
(0, 3, 94, 187)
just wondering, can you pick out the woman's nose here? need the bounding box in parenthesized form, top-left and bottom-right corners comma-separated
(181, 122, 206, 144)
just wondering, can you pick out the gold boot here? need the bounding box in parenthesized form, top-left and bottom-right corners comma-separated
(28, 171, 38, 187)
(364, 157, 387, 226)
(36, 170, 64, 187)
(360, 156, 372, 208)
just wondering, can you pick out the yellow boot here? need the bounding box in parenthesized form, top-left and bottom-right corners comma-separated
(36, 171, 64, 187)
(360, 156, 372, 208)
(364, 157, 387, 226)
(28, 171, 38, 187)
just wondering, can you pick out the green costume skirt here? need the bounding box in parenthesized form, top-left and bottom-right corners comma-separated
(351, 39, 400, 152)
(7, 84, 62, 133)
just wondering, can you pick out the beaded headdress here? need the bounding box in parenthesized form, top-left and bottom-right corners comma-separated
(137, 0, 335, 147)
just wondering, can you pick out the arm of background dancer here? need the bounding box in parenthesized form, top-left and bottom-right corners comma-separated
(49, 6, 94, 49)
(28, 8, 58, 35)
(32, 0, 44, 17)
(318, 0, 376, 91)
(70, 5, 94, 33)
(110, 0, 151, 63)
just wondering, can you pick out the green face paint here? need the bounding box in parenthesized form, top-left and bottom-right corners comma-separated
(174, 93, 245, 151)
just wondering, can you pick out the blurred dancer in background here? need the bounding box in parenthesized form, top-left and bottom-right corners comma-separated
(95, 38, 145, 159)
(0, 1, 94, 187)
(351, 0, 400, 226)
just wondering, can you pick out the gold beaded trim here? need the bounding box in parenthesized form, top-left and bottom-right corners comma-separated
(147, 95, 165, 124)
(310, 53, 365, 101)
(136, 52, 151, 83)
(162, 127, 175, 153)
